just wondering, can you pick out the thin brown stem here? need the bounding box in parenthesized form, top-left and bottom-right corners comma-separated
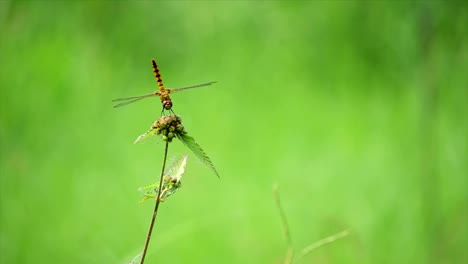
(140, 141, 169, 264)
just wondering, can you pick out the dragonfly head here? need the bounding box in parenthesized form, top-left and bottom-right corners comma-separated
(163, 99, 173, 110)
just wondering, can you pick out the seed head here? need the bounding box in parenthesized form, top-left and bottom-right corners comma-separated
(151, 114, 187, 142)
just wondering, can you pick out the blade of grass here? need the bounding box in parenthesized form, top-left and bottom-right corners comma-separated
(295, 229, 350, 262)
(273, 184, 295, 264)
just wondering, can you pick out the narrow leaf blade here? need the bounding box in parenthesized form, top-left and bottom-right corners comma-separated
(134, 129, 157, 144)
(177, 134, 219, 178)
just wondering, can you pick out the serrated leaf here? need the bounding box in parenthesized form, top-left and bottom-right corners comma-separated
(177, 133, 219, 178)
(134, 128, 158, 144)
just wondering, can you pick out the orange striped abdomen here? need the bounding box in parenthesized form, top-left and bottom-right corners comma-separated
(151, 59, 165, 91)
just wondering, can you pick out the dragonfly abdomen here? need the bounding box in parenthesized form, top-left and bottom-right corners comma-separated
(151, 59, 165, 91)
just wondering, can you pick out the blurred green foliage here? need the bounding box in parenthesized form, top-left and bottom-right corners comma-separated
(1, 1, 467, 263)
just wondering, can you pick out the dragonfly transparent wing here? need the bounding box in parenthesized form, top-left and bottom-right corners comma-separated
(112, 92, 157, 108)
(169, 81, 217, 94)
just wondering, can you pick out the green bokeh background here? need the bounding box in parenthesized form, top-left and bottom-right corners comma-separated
(1, 1, 467, 263)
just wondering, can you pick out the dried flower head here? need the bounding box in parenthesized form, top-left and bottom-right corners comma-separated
(150, 115, 187, 142)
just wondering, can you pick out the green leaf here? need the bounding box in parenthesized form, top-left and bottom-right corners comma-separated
(165, 154, 188, 182)
(134, 128, 158, 144)
(177, 133, 220, 178)
(138, 155, 188, 202)
(138, 182, 158, 202)
(128, 253, 142, 264)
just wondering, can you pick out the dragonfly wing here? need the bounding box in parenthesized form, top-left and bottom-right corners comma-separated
(169, 81, 217, 93)
(112, 93, 156, 108)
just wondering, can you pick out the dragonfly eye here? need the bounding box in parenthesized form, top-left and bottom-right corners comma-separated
(163, 100, 172, 110)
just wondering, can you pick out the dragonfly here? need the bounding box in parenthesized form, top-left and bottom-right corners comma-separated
(112, 59, 216, 111)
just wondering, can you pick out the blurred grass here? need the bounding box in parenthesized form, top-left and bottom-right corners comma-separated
(1, 1, 467, 264)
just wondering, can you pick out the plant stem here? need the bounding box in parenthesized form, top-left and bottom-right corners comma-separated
(273, 184, 294, 264)
(140, 141, 169, 264)
(295, 229, 350, 261)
